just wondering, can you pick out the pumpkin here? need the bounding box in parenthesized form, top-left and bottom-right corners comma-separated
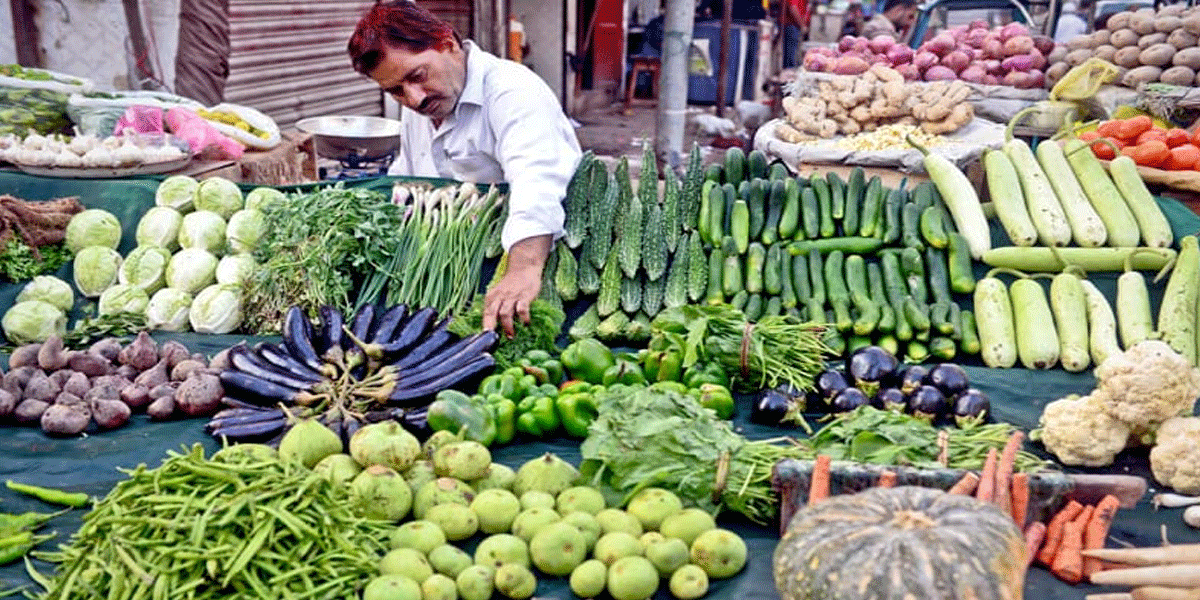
(773, 486, 1027, 600)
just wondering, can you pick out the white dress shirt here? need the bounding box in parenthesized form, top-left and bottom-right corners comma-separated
(388, 41, 583, 251)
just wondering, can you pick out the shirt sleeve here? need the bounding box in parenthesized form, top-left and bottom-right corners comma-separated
(486, 77, 583, 251)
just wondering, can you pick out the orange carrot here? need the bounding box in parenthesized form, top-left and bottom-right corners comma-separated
(1083, 495, 1122, 578)
(1024, 521, 1047, 566)
(808, 455, 832, 505)
(878, 470, 897, 488)
(1038, 500, 1085, 566)
(1011, 472, 1030, 528)
(1052, 505, 1095, 584)
(948, 471, 980, 495)
(994, 431, 1025, 515)
(976, 447, 998, 503)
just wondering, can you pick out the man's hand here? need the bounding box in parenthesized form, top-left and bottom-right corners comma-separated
(482, 234, 553, 337)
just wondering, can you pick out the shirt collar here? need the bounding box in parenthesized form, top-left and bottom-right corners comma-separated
(458, 40, 486, 108)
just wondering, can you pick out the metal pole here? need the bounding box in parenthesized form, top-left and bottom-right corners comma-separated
(654, 0, 696, 168)
(715, 0, 732, 117)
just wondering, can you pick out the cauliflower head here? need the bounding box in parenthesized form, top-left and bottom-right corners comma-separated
(1093, 340, 1200, 431)
(1149, 416, 1200, 495)
(1033, 394, 1131, 467)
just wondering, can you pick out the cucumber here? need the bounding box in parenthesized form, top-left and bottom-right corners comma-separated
(924, 247, 952, 306)
(745, 179, 765, 241)
(1116, 269, 1153, 349)
(786, 236, 884, 256)
(808, 249, 825, 306)
(881, 188, 905, 245)
(722, 237, 743, 298)
(698, 179, 715, 243)
(959, 309, 982, 356)
(765, 295, 783, 318)
(875, 333, 900, 357)
(1049, 271, 1090, 372)
(779, 178, 802, 240)
(946, 232, 976, 294)
(704, 183, 725, 246)
(764, 243, 784, 295)
(899, 246, 927, 305)
(919, 205, 950, 249)
(746, 149, 769, 180)
(744, 293, 764, 321)
(930, 302, 956, 336)
(858, 176, 884, 238)
(904, 340, 930, 363)
(731, 199, 751, 254)
(762, 179, 785, 244)
(1080, 278, 1123, 367)
(722, 183, 737, 242)
(800, 185, 819, 240)
(828, 172, 847, 220)
(825, 250, 854, 332)
(845, 254, 879, 336)
(812, 174, 835, 238)
(902, 297, 932, 332)
(705, 244, 725, 305)
(929, 337, 957, 361)
(780, 249, 797, 309)
(973, 275, 1017, 368)
(1009, 278, 1059, 370)
(847, 335, 873, 354)
(901, 202, 924, 250)
(769, 161, 790, 182)
(724, 147, 746, 184)
(704, 163, 724, 185)
(910, 181, 936, 211)
(745, 242, 766, 294)
(867, 261, 894, 333)
(880, 251, 914, 343)
(842, 173, 861, 237)
(790, 247, 810, 302)
(730, 290, 749, 311)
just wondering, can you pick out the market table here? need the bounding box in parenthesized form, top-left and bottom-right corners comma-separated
(1, 170, 1198, 599)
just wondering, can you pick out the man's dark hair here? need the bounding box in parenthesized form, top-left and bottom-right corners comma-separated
(348, 1, 460, 75)
(883, 0, 917, 12)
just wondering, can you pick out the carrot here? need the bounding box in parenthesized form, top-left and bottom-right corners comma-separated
(1165, 128, 1192, 148)
(1083, 544, 1200, 566)
(1051, 505, 1094, 584)
(1083, 495, 1122, 577)
(1080, 130, 1101, 142)
(994, 430, 1025, 515)
(1092, 139, 1121, 160)
(948, 471, 979, 495)
(1024, 521, 1047, 566)
(1118, 115, 1154, 141)
(1091, 565, 1200, 587)
(877, 470, 897, 488)
(1011, 472, 1030, 528)
(1038, 500, 1085, 566)
(1164, 144, 1200, 171)
(976, 447, 998, 503)
(808, 455, 831, 505)
(1129, 140, 1171, 169)
(1096, 119, 1123, 139)
(1136, 128, 1168, 146)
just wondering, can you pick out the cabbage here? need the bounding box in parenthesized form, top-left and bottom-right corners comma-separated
(156, 174, 199, 212)
(244, 187, 286, 211)
(145, 287, 193, 332)
(16, 275, 74, 312)
(177, 210, 227, 253)
(190, 283, 243, 334)
(2, 300, 67, 345)
(135, 206, 183, 250)
(65, 208, 122, 253)
(216, 254, 257, 286)
(225, 209, 265, 254)
(73, 246, 123, 298)
(118, 245, 172, 293)
(166, 248, 218, 294)
(194, 177, 243, 219)
(98, 284, 150, 316)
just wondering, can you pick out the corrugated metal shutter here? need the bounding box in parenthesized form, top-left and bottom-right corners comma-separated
(225, 0, 475, 130)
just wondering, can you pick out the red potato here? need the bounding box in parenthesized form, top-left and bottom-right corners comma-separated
(13, 399, 50, 424)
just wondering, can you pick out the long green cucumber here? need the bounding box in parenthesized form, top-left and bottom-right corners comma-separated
(745, 242, 766, 294)
(786, 236, 884, 256)
(959, 309, 982, 356)
(779, 178, 802, 240)
(946, 232, 976, 294)
(844, 254, 878, 336)
(808, 249, 825, 305)
(867, 261, 894, 333)
(745, 179, 765, 241)
(764, 243, 784, 296)
(811, 174, 835, 238)
(762, 179, 784, 244)
(881, 188, 905, 245)
(858, 176, 883, 238)
(828, 172, 847, 221)
(780, 249, 797, 309)
(825, 250, 854, 332)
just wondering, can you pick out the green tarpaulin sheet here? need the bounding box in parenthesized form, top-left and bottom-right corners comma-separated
(1, 169, 1198, 599)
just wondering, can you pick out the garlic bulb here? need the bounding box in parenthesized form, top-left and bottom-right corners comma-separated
(52, 148, 83, 168)
(82, 146, 117, 168)
(68, 134, 97, 155)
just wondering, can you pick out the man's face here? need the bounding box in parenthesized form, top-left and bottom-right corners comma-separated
(888, 5, 917, 28)
(368, 40, 466, 123)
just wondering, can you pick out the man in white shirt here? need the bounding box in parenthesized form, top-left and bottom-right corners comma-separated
(349, 1, 582, 337)
(1053, 2, 1089, 44)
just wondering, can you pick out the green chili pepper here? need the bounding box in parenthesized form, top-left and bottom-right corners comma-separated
(555, 392, 599, 438)
(5, 481, 90, 508)
(0, 509, 66, 538)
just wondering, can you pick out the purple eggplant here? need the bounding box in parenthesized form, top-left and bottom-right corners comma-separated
(906, 385, 946, 422)
(925, 363, 970, 397)
(953, 388, 991, 427)
(830, 387, 871, 413)
(876, 387, 907, 412)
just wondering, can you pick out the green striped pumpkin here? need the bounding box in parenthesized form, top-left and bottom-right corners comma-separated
(773, 486, 1027, 600)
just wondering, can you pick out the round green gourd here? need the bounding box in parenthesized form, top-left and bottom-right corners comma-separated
(773, 486, 1027, 600)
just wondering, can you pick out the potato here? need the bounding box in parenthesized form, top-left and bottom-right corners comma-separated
(13, 399, 49, 424)
(89, 338, 122, 363)
(91, 398, 131, 430)
(1140, 43, 1176, 66)
(1095, 45, 1118, 62)
(1160, 65, 1196, 86)
(1066, 34, 1095, 50)
(175, 372, 223, 417)
(170, 359, 206, 382)
(90, 374, 130, 391)
(1048, 45, 1069, 64)
(1106, 11, 1131, 30)
(62, 371, 90, 398)
(1186, 14, 1200, 35)
(1066, 48, 1094, 66)
(1137, 32, 1167, 50)
(4, 365, 37, 393)
(1174, 47, 1200, 69)
(1168, 29, 1199, 51)
(1159, 4, 1187, 17)
(83, 383, 121, 404)
(68, 351, 111, 377)
(0, 389, 16, 418)
(159, 340, 191, 370)
(146, 394, 176, 420)
(22, 371, 57, 402)
(1129, 11, 1156, 35)
(41, 401, 91, 436)
(118, 331, 158, 371)
(1091, 29, 1111, 47)
(1154, 15, 1183, 32)
(1114, 46, 1144, 68)
(8, 343, 41, 369)
(133, 359, 169, 389)
(1123, 65, 1163, 87)
(37, 336, 68, 371)
(1045, 61, 1071, 86)
(119, 384, 152, 411)
(1109, 29, 1140, 48)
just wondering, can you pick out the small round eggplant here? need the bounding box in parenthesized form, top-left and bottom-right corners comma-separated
(953, 388, 991, 427)
(814, 369, 850, 400)
(876, 387, 907, 412)
(830, 387, 871, 413)
(884, 364, 929, 397)
(925, 363, 970, 397)
(906, 385, 947, 422)
(752, 388, 797, 425)
(846, 346, 900, 387)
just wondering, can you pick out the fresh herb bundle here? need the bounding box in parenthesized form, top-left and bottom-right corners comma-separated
(447, 295, 564, 370)
(0, 239, 71, 282)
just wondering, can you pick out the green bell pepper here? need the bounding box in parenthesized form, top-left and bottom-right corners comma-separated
(519, 349, 565, 386)
(491, 398, 517, 445)
(682, 361, 730, 389)
(601, 358, 646, 386)
(516, 395, 559, 437)
(648, 381, 689, 395)
(643, 348, 684, 383)
(560, 339, 615, 385)
(427, 390, 496, 447)
(696, 383, 735, 419)
(555, 392, 598, 438)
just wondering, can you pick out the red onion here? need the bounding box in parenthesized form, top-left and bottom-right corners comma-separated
(1002, 70, 1030, 87)
(868, 35, 896, 54)
(803, 52, 831, 72)
(984, 59, 1004, 75)
(913, 50, 940, 70)
(1031, 35, 1055, 56)
(1001, 53, 1035, 72)
(896, 63, 921, 80)
(1025, 68, 1045, 88)
(965, 28, 990, 48)
(886, 45, 914, 64)
(984, 74, 1000, 85)
(999, 22, 1029, 42)
(983, 38, 1004, 59)
(941, 50, 972, 73)
(924, 65, 958, 81)
(923, 34, 956, 56)
(960, 63, 988, 83)
(1003, 35, 1035, 57)
(852, 37, 871, 53)
(838, 36, 857, 53)
(1027, 48, 1046, 70)
(970, 18, 990, 30)
(833, 55, 870, 75)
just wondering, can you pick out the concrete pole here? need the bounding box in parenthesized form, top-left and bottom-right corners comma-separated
(654, 0, 696, 169)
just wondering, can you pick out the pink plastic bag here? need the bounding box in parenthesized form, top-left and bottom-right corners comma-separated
(164, 107, 245, 160)
(113, 105, 165, 136)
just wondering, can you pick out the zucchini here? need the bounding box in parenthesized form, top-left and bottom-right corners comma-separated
(642, 271, 665, 317)
(919, 205, 950, 249)
(705, 244, 725, 305)
(747, 149, 770, 180)
(764, 243, 784, 296)
(980, 246, 1177, 272)
(722, 237, 743, 298)
(786, 236, 884, 256)
(1080, 278, 1122, 367)
(901, 202, 924, 250)
(858, 176, 884, 238)
(745, 242, 766, 294)
(1156, 234, 1200, 364)
(1005, 138, 1071, 247)
(724, 147, 746, 184)
(780, 250, 797, 309)
(1035, 139, 1107, 247)
(1062, 138, 1141, 247)
(825, 250, 854, 332)
(762, 179, 785, 244)
(1009, 277, 1059, 369)
(958, 309, 982, 356)
(554, 241, 579, 301)
(642, 201, 669, 281)
(881, 188, 904, 245)
(618, 176, 644, 278)
(828, 172, 847, 221)
(812, 174, 835, 238)
(910, 137, 991, 259)
(779, 177, 802, 240)
(569, 304, 602, 340)
(687, 231, 709, 302)
(973, 274, 1017, 368)
(745, 179, 765, 241)
(1049, 271, 1090, 372)
(984, 149, 1038, 247)
(564, 150, 595, 248)
(1116, 268, 1153, 349)
(663, 247, 689, 309)
(744, 293, 764, 321)
(682, 143, 704, 231)
(620, 275, 642, 314)
(1109, 155, 1173, 248)
(946, 232, 976, 294)
(662, 167, 681, 252)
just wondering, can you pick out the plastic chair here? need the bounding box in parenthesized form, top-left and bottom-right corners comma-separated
(907, 0, 1037, 48)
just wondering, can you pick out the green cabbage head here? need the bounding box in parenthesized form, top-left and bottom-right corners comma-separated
(178, 210, 227, 253)
(145, 287, 193, 332)
(166, 248, 218, 294)
(156, 175, 199, 211)
(194, 177, 243, 219)
(119, 245, 172, 293)
(73, 246, 123, 298)
(216, 254, 257, 286)
(135, 206, 183, 250)
(225, 209, 265, 254)
(190, 283, 243, 334)
(98, 284, 150, 317)
(16, 275, 74, 312)
(65, 208, 122, 253)
(2, 300, 67, 344)
(244, 187, 286, 211)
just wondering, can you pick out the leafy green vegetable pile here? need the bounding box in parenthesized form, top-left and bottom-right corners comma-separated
(0, 239, 70, 282)
(448, 296, 564, 370)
